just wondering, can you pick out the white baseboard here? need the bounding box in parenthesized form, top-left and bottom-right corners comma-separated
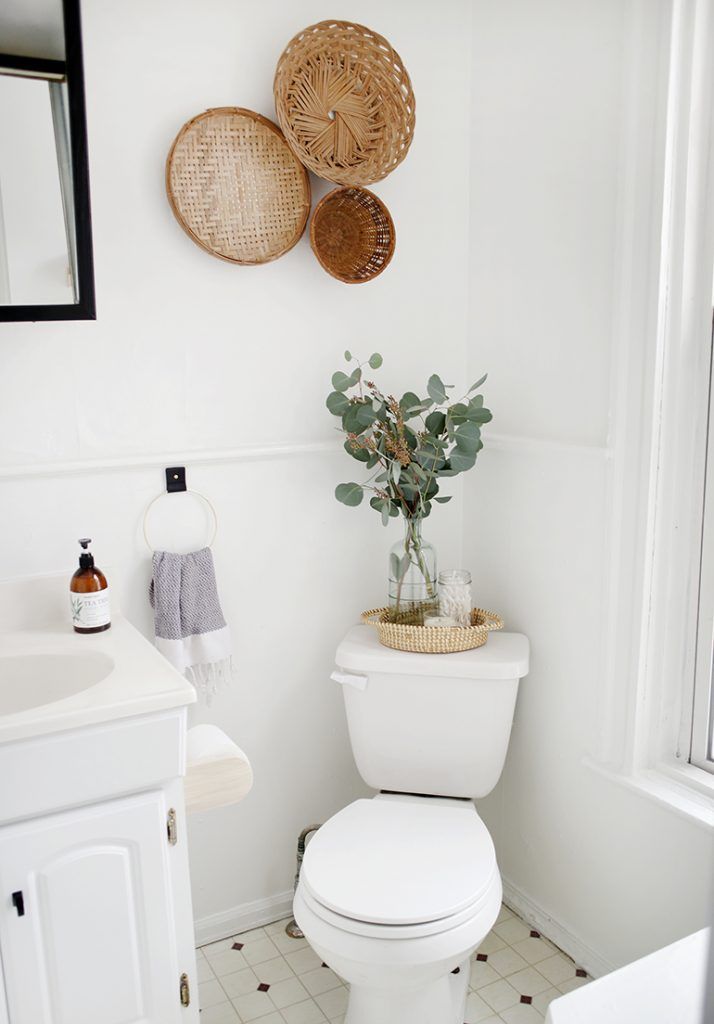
(194, 880, 616, 979)
(194, 889, 294, 948)
(501, 877, 615, 979)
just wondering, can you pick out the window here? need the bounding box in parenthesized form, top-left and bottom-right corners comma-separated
(590, 0, 714, 823)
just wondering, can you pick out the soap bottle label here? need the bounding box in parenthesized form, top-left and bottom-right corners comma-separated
(71, 589, 111, 629)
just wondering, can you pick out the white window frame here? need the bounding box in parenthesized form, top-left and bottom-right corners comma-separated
(691, 319, 714, 772)
(590, 0, 714, 827)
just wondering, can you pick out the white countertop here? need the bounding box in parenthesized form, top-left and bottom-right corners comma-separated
(0, 574, 195, 744)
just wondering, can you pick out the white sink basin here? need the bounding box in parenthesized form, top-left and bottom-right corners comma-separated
(0, 652, 115, 714)
(0, 573, 196, 745)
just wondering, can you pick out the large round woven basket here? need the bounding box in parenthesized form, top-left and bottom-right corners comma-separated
(274, 20, 415, 186)
(166, 107, 311, 265)
(362, 607, 504, 654)
(310, 187, 395, 283)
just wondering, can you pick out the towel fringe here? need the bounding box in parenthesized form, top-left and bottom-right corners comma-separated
(186, 658, 234, 704)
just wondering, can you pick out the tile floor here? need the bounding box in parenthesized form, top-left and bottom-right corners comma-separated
(197, 904, 590, 1023)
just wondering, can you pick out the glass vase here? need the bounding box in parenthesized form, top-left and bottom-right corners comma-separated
(388, 517, 438, 623)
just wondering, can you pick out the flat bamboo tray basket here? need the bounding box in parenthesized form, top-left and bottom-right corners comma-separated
(166, 107, 311, 265)
(362, 608, 504, 654)
(274, 20, 415, 186)
(310, 186, 395, 283)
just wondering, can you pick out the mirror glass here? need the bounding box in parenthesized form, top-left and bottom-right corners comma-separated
(0, 68, 75, 305)
(0, 0, 95, 320)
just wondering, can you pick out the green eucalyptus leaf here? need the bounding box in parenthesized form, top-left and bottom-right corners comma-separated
(326, 390, 350, 415)
(427, 374, 450, 404)
(454, 421, 482, 453)
(391, 461, 401, 485)
(400, 392, 424, 418)
(344, 439, 370, 462)
(332, 370, 353, 392)
(335, 482, 364, 506)
(414, 449, 446, 471)
(468, 373, 488, 393)
(349, 366, 362, 387)
(344, 349, 353, 361)
(398, 481, 419, 501)
(404, 425, 418, 449)
(356, 403, 378, 427)
(368, 352, 383, 369)
(434, 495, 453, 503)
(425, 411, 446, 435)
(343, 403, 368, 434)
(466, 404, 492, 424)
(448, 402, 468, 424)
(449, 451, 477, 473)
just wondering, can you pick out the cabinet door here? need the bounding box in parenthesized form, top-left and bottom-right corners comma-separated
(0, 791, 185, 1024)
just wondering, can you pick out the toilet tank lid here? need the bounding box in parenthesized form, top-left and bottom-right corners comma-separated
(335, 625, 529, 679)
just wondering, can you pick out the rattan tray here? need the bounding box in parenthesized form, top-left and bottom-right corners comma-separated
(166, 107, 311, 265)
(362, 607, 503, 654)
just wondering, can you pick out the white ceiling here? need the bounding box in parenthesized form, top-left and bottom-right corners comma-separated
(0, 0, 64, 62)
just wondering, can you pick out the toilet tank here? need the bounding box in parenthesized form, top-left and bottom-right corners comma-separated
(333, 626, 529, 799)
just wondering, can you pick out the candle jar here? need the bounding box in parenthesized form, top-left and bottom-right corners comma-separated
(438, 570, 472, 627)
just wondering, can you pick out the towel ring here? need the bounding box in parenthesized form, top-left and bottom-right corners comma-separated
(142, 488, 219, 552)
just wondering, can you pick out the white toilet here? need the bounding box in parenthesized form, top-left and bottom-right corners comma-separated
(293, 624, 529, 1024)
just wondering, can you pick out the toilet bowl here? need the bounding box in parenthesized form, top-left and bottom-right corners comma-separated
(294, 794, 503, 1024)
(295, 626, 529, 1024)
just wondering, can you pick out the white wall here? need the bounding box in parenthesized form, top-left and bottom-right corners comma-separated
(2, 0, 710, 972)
(0, 0, 472, 935)
(466, 0, 713, 974)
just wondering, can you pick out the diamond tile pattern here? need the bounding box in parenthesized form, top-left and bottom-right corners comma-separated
(198, 905, 590, 1022)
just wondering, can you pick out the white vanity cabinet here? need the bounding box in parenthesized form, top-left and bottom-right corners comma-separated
(0, 593, 200, 1024)
(0, 790, 191, 1024)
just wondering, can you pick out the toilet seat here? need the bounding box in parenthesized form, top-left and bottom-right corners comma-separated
(299, 874, 499, 941)
(301, 795, 498, 936)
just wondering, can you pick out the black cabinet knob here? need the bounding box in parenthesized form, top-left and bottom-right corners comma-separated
(11, 891, 24, 917)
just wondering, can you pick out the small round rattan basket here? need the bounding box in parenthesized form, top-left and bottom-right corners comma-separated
(166, 107, 311, 265)
(362, 607, 504, 654)
(274, 20, 415, 186)
(310, 186, 395, 283)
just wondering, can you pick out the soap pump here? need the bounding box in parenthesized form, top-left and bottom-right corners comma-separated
(70, 538, 111, 634)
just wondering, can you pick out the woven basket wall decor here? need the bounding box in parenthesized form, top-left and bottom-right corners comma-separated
(310, 187, 395, 283)
(274, 20, 415, 186)
(166, 107, 311, 265)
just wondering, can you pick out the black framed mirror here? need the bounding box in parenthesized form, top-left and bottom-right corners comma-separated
(0, 0, 95, 321)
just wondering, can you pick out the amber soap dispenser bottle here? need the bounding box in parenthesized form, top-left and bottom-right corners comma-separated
(70, 538, 111, 633)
